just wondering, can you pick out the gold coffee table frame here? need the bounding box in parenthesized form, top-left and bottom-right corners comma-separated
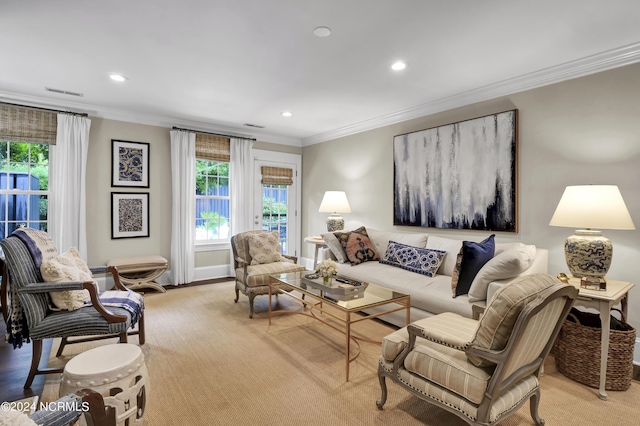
(269, 272, 410, 381)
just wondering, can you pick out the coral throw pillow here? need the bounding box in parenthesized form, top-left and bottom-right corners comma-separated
(334, 226, 379, 265)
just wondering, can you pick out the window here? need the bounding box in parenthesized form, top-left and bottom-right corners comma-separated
(262, 184, 288, 253)
(0, 141, 49, 239)
(195, 159, 230, 242)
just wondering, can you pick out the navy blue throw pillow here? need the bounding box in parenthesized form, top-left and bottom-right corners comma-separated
(452, 234, 495, 297)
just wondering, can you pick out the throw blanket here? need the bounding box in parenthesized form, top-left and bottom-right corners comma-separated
(12, 228, 58, 269)
(91, 290, 145, 327)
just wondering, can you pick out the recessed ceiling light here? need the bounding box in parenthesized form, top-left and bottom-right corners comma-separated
(109, 73, 128, 82)
(313, 26, 331, 37)
(391, 61, 407, 71)
(281, 111, 293, 117)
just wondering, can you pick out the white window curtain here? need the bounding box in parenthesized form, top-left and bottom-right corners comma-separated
(49, 114, 91, 257)
(170, 130, 196, 285)
(229, 138, 254, 276)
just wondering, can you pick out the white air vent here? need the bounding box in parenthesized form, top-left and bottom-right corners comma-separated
(243, 123, 265, 128)
(45, 87, 84, 97)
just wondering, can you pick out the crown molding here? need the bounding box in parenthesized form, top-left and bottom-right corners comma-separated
(301, 42, 640, 146)
(3, 42, 640, 149)
(0, 90, 303, 147)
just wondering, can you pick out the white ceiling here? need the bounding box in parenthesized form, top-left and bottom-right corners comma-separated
(2, 1, 640, 146)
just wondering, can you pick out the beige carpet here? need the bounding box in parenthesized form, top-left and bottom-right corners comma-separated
(42, 281, 640, 425)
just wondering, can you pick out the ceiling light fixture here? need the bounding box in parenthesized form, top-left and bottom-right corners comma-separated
(281, 111, 293, 117)
(109, 73, 128, 82)
(391, 61, 407, 71)
(313, 26, 332, 37)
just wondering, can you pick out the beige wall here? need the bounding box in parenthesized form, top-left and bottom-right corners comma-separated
(86, 118, 172, 266)
(85, 118, 301, 270)
(301, 62, 640, 329)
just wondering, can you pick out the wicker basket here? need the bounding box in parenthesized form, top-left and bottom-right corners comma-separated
(553, 307, 636, 391)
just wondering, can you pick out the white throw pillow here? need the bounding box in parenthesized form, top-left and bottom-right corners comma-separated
(248, 231, 284, 265)
(467, 245, 537, 302)
(321, 231, 348, 263)
(40, 247, 93, 311)
(366, 228, 428, 258)
(425, 236, 463, 276)
(495, 242, 525, 255)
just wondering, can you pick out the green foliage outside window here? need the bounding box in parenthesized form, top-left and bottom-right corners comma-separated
(0, 141, 49, 189)
(196, 160, 228, 195)
(0, 141, 49, 225)
(199, 212, 228, 232)
(262, 195, 287, 215)
(195, 159, 230, 239)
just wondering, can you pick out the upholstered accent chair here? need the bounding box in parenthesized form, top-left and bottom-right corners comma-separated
(377, 274, 578, 426)
(0, 229, 145, 389)
(231, 230, 306, 318)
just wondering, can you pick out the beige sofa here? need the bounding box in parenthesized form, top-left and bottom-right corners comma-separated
(321, 228, 548, 327)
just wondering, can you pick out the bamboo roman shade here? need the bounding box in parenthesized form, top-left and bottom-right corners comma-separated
(0, 104, 57, 144)
(261, 166, 293, 186)
(195, 133, 230, 162)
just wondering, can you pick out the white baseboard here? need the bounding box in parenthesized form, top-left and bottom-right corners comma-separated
(192, 265, 231, 282)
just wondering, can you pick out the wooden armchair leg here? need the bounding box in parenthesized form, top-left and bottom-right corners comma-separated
(77, 388, 109, 426)
(248, 294, 256, 319)
(24, 339, 43, 390)
(119, 332, 128, 343)
(137, 314, 146, 345)
(56, 337, 69, 357)
(376, 369, 388, 410)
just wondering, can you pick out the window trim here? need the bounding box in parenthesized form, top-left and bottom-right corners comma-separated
(194, 240, 230, 252)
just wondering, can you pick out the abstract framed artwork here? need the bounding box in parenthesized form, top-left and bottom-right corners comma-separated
(111, 192, 149, 239)
(393, 109, 518, 232)
(112, 139, 150, 188)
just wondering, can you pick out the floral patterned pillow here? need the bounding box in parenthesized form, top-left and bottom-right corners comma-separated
(333, 226, 379, 265)
(248, 231, 284, 265)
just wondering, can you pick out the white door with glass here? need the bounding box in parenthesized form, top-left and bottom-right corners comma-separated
(253, 151, 300, 257)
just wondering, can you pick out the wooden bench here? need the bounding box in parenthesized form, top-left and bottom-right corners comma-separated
(107, 255, 168, 293)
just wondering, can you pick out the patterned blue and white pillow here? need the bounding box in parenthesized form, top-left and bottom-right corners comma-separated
(380, 241, 446, 277)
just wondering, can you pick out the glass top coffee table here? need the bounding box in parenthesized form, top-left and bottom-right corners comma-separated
(269, 271, 410, 381)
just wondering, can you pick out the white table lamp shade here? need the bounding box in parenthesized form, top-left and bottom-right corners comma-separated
(549, 185, 635, 278)
(319, 191, 351, 231)
(549, 185, 635, 230)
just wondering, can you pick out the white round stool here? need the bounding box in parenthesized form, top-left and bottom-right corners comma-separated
(60, 344, 149, 425)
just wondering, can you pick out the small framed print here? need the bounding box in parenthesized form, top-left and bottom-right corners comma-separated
(112, 139, 150, 187)
(111, 192, 149, 239)
(580, 276, 607, 291)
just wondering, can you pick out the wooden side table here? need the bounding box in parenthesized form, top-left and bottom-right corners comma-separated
(303, 236, 328, 269)
(566, 277, 635, 400)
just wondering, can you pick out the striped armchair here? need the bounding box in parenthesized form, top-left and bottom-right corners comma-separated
(0, 229, 145, 389)
(231, 230, 306, 318)
(377, 274, 577, 426)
